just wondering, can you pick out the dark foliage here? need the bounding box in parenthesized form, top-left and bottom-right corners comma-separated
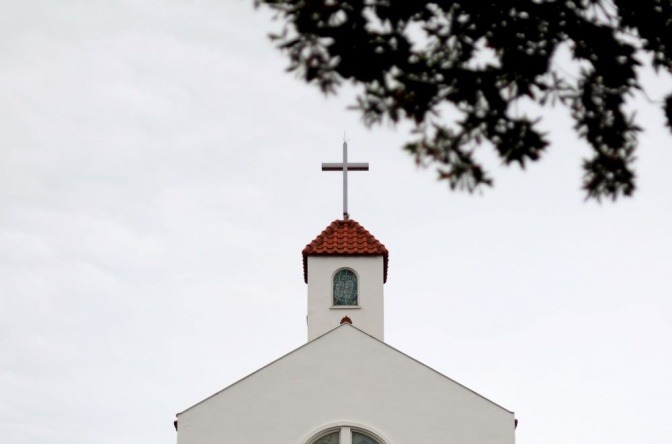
(256, 0, 672, 199)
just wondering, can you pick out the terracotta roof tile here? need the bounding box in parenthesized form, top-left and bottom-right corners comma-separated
(302, 219, 389, 283)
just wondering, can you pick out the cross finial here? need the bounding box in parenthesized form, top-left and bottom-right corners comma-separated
(321, 138, 369, 220)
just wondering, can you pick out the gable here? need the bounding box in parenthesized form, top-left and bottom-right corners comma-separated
(177, 325, 514, 444)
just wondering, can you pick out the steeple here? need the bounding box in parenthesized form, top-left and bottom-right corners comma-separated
(303, 219, 389, 341)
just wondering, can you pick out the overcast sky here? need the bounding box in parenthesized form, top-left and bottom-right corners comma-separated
(1, 2, 671, 444)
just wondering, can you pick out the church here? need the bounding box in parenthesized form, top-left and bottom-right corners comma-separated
(174, 143, 516, 444)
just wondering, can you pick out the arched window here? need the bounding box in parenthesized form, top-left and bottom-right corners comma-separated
(332, 268, 358, 306)
(312, 431, 339, 444)
(352, 431, 380, 444)
(309, 427, 382, 444)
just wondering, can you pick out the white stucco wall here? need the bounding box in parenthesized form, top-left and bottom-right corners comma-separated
(306, 256, 385, 342)
(177, 325, 515, 444)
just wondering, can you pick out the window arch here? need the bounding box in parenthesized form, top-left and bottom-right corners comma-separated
(312, 430, 339, 444)
(332, 268, 358, 306)
(309, 427, 383, 444)
(352, 431, 381, 444)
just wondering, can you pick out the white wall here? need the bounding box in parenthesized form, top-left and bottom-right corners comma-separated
(306, 256, 385, 341)
(177, 325, 515, 444)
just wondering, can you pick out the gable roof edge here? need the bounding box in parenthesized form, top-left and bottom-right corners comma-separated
(176, 324, 350, 416)
(343, 324, 515, 415)
(177, 324, 513, 417)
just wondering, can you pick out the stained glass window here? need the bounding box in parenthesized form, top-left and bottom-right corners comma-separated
(333, 269, 358, 305)
(312, 431, 339, 444)
(352, 432, 380, 444)
(309, 428, 382, 444)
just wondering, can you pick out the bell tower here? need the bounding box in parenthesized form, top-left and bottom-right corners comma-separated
(303, 219, 388, 341)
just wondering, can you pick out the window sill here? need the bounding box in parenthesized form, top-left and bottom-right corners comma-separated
(330, 305, 362, 310)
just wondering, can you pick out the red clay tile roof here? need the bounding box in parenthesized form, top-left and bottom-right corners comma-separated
(302, 219, 389, 283)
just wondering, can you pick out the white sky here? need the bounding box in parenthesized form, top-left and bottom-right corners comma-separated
(1, 2, 671, 444)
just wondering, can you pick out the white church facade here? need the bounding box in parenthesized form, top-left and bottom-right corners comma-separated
(175, 218, 516, 444)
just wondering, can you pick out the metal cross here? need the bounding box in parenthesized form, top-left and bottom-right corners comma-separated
(322, 140, 369, 220)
